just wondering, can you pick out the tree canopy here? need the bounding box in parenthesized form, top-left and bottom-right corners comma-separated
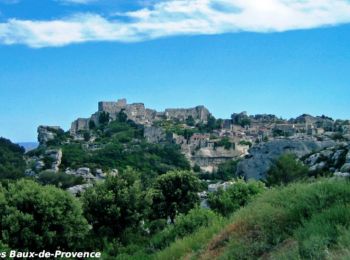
(149, 170, 201, 223)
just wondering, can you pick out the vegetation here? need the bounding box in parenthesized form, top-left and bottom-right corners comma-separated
(37, 171, 85, 189)
(266, 153, 309, 186)
(149, 170, 201, 223)
(154, 179, 350, 259)
(1, 114, 350, 258)
(0, 180, 89, 251)
(208, 179, 265, 216)
(82, 169, 144, 242)
(0, 137, 26, 180)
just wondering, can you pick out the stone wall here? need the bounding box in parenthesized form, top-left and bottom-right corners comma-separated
(70, 118, 90, 135)
(164, 106, 210, 123)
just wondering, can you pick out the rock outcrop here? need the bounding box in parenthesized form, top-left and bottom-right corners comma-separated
(38, 126, 64, 145)
(237, 138, 336, 180)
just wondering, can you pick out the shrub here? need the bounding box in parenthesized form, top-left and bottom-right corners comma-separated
(149, 170, 201, 223)
(208, 179, 266, 216)
(0, 179, 89, 251)
(37, 171, 85, 189)
(150, 207, 218, 250)
(0, 137, 26, 180)
(266, 153, 309, 186)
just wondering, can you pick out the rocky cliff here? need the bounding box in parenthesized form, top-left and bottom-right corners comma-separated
(237, 138, 337, 179)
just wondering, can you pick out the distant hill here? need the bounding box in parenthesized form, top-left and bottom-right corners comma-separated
(17, 142, 39, 152)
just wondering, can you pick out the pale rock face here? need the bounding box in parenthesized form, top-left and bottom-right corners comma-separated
(35, 160, 45, 171)
(237, 138, 336, 180)
(144, 126, 166, 143)
(346, 150, 350, 163)
(76, 167, 96, 180)
(164, 106, 210, 123)
(45, 149, 62, 172)
(38, 126, 63, 145)
(340, 163, 350, 173)
(67, 184, 93, 196)
(70, 118, 90, 135)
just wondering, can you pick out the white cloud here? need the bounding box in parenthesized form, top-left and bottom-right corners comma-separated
(1, 0, 350, 47)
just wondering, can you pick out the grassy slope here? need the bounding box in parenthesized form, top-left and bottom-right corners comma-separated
(154, 179, 350, 260)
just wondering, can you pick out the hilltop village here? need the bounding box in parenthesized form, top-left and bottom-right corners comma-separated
(35, 98, 350, 180)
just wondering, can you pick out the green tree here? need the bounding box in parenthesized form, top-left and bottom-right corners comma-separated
(89, 120, 96, 129)
(0, 179, 89, 251)
(185, 116, 195, 126)
(0, 137, 26, 180)
(208, 179, 265, 216)
(266, 153, 309, 186)
(82, 168, 145, 240)
(99, 111, 110, 125)
(215, 160, 239, 181)
(149, 170, 201, 223)
(117, 110, 128, 123)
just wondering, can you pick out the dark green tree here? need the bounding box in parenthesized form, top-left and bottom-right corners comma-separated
(185, 116, 195, 126)
(99, 111, 110, 125)
(266, 153, 309, 186)
(82, 168, 144, 240)
(0, 137, 26, 180)
(208, 179, 265, 216)
(0, 179, 89, 251)
(215, 159, 239, 180)
(149, 170, 201, 223)
(117, 110, 128, 123)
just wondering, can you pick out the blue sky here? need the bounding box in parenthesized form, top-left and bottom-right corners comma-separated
(0, 0, 350, 142)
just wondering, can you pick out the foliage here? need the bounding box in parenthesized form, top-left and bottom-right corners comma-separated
(45, 128, 68, 146)
(266, 153, 309, 186)
(37, 171, 85, 189)
(211, 179, 350, 260)
(98, 111, 110, 125)
(215, 160, 239, 180)
(60, 143, 89, 169)
(215, 137, 233, 150)
(149, 170, 201, 223)
(0, 137, 26, 180)
(0, 179, 89, 251)
(82, 169, 145, 242)
(150, 207, 219, 250)
(185, 116, 195, 126)
(239, 140, 252, 147)
(208, 179, 266, 216)
(153, 214, 227, 260)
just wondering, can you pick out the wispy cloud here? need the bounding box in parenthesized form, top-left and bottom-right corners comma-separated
(1, 0, 350, 47)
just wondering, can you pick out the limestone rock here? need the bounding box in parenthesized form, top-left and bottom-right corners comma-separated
(237, 138, 336, 180)
(45, 149, 62, 172)
(37, 126, 63, 145)
(340, 163, 350, 173)
(67, 184, 92, 196)
(76, 167, 96, 180)
(35, 160, 45, 171)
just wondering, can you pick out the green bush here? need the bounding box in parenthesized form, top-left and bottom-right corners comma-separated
(0, 137, 26, 180)
(208, 179, 266, 216)
(149, 170, 201, 223)
(82, 170, 145, 242)
(150, 207, 218, 250)
(37, 171, 85, 189)
(266, 153, 309, 186)
(0, 179, 89, 251)
(217, 179, 350, 259)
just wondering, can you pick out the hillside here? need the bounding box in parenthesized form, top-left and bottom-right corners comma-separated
(0, 99, 350, 258)
(155, 179, 350, 260)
